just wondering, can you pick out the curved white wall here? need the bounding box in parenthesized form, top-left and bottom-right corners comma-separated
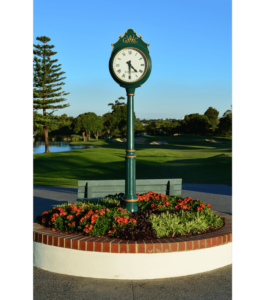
(34, 241, 232, 280)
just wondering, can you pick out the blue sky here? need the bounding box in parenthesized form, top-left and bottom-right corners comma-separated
(0, 0, 265, 154)
(33, 0, 232, 120)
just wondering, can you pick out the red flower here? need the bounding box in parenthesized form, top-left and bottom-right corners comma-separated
(207, 204, 212, 209)
(66, 215, 73, 220)
(42, 211, 49, 215)
(52, 228, 56, 231)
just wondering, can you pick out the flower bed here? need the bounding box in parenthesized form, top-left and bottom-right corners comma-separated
(36, 192, 225, 240)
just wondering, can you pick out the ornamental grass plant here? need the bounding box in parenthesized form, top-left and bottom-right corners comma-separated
(36, 192, 224, 240)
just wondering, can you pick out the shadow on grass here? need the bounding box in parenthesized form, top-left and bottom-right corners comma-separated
(34, 150, 232, 186)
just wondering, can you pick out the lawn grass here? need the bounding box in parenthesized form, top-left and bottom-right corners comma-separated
(34, 134, 232, 187)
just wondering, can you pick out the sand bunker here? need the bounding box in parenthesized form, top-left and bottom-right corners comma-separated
(113, 138, 167, 145)
(116, 138, 127, 142)
(149, 141, 167, 145)
(205, 139, 222, 143)
(115, 138, 148, 144)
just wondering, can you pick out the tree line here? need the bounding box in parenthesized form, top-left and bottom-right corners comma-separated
(33, 36, 232, 153)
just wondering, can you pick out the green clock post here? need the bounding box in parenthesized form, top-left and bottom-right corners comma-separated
(109, 29, 152, 212)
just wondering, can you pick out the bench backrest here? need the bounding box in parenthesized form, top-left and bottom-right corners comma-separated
(77, 178, 182, 200)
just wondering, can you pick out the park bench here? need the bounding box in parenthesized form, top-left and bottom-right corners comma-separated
(77, 178, 182, 201)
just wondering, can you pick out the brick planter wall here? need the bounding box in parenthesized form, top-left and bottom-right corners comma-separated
(33, 211, 231, 254)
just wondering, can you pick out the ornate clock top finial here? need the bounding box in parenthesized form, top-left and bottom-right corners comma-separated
(111, 29, 150, 55)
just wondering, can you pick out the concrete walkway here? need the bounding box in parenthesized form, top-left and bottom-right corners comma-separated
(33, 184, 232, 300)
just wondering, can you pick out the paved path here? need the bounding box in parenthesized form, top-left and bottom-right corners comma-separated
(33, 184, 232, 300)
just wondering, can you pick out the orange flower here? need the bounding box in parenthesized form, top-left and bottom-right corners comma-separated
(68, 205, 78, 212)
(207, 204, 212, 209)
(67, 215, 73, 220)
(42, 211, 49, 215)
(52, 228, 56, 231)
(130, 218, 137, 223)
(91, 214, 99, 224)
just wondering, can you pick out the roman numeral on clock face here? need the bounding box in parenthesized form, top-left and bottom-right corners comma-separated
(139, 58, 143, 60)
(122, 53, 126, 56)
(122, 74, 125, 78)
(117, 69, 121, 73)
(139, 70, 143, 73)
(129, 51, 132, 54)
(116, 64, 120, 67)
(141, 64, 144, 66)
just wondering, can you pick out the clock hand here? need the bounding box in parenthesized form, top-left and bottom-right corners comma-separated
(126, 61, 131, 79)
(130, 65, 138, 72)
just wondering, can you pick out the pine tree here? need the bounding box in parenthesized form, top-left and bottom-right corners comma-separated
(33, 36, 70, 152)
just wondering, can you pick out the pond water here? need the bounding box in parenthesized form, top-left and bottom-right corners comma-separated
(33, 141, 102, 154)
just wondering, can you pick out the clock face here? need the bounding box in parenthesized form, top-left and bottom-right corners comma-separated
(112, 47, 148, 83)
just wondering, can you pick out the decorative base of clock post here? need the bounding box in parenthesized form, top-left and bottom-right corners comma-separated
(123, 199, 139, 212)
